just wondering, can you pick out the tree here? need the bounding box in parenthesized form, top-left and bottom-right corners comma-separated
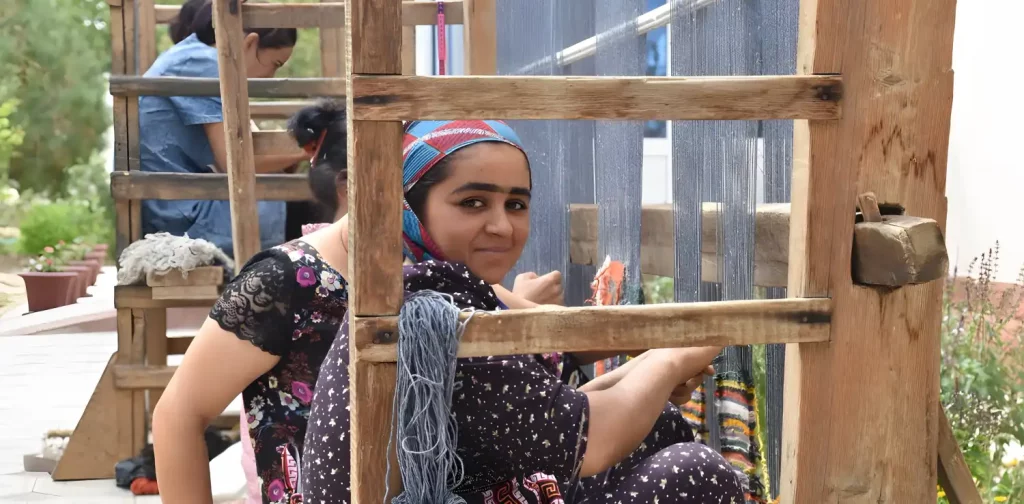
(0, 0, 111, 194)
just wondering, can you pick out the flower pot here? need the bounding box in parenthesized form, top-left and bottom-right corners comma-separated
(91, 243, 109, 256)
(60, 265, 92, 301)
(18, 272, 78, 312)
(84, 251, 107, 275)
(68, 260, 99, 286)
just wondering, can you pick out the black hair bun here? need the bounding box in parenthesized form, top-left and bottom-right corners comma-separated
(287, 100, 347, 151)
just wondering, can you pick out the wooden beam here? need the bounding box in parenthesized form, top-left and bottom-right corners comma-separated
(779, 0, 955, 500)
(250, 100, 313, 118)
(114, 286, 218, 309)
(109, 76, 344, 98)
(462, 0, 497, 75)
(569, 203, 791, 286)
(212, 0, 261, 266)
(937, 409, 983, 504)
(153, 2, 465, 26)
(114, 365, 177, 390)
(350, 75, 842, 121)
(354, 298, 831, 362)
(110, 171, 312, 201)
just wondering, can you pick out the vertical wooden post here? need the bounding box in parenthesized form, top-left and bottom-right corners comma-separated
(781, 0, 955, 502)
(319, 0, 345, 78)
(137, 0, 157, 73)
(461, 0, 497, 75)
(347, 0, 405, 501)
(110, 0, 132, 259)
(212, 0, 261, 266)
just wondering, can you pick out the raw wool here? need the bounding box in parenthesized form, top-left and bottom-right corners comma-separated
(116, 232, 234, 286)
(42, 429, 72, 460)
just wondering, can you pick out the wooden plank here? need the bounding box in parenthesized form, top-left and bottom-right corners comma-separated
(779, 0, 955, 501)
(354, 297, 831, 362)
(319, 0, 345, 78)
(212, 0, 261, 266)
(110, 171, 311, 201)
(251, 100, 313, 118)
(143, 309, 168, 421)
(115, 286, 218, 309)
(461, 0, 496, 75)
(938, 409, 983, 504)
(350, 75, 843, 121)
(130, 310, 148, 454)
(151, 285, 221, 300)
(146, 266, 224, 287)
(115, 365, 178, 390)
(153, 2, 464, 26)
(137, 0, 157, 72)
(347, 0, 404, 501)
(109, 75, 344, 98)
(569, 203, 790, 285)
(51, 354, 123, 480)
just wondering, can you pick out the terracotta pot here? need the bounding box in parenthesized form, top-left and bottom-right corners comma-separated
(91, 243, 109, 256)
(60, 265, 92, 300)
(18, 272, 78, 312)
(68, 260, 99, 286)
(84, 251, 107, 273)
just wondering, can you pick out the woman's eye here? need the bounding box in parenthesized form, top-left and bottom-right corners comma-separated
(460, 199, 485, 209)
(507, 200, 528, 211)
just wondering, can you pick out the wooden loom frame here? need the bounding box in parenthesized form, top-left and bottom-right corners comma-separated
(53, 0, 982, 502)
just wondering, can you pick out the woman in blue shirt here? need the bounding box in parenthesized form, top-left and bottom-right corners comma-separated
(140, 0, 307, 257)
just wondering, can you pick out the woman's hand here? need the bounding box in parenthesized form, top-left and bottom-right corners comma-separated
(668, 365, 714, 405)
(512, 271, 564, 305)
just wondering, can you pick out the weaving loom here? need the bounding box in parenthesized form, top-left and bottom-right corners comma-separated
(495, 0, 796, 500)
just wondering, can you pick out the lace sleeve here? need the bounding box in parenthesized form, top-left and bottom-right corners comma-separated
(209, 251, 297, 356)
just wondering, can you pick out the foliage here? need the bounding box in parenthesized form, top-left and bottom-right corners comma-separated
(17, 201, 92, 256)
(939, 244, 1024, 503)
(0, 0, 111, 194)
(55, 238, 90, 263)
(0, 97, 26, 180)
(27, 245, 65, 273)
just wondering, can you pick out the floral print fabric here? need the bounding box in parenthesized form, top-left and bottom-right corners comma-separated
(301, 260, 745, 503)
(210, 240, 347, 504)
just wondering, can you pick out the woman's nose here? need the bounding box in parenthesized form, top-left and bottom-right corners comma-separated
(484, 210, 514, 237)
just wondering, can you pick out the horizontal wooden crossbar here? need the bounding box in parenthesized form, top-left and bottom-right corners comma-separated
(152, 2, 464, 27)
(109, 76, 343, 98)
(353, 298, 832, 362)
(110, 171, 311, 201)
(350, 75, 843, 121)
(114, 286, 218, 309)
(251, 100, 311, 118)
(111, 298, 831, 389)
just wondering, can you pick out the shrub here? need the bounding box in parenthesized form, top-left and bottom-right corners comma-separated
(17, 201, 87, 256)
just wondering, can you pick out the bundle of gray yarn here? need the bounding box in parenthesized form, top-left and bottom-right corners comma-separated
(116, 232, 234, 286)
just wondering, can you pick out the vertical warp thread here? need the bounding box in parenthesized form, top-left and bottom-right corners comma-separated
(386, 291, 476, 504)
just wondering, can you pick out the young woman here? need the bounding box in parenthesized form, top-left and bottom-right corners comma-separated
(140, 0, 307, 257)
(300, 120, 743, 502)
(152, 104, 567, 504)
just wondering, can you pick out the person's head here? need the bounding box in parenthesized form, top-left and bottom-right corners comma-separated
(175, 0, 297, 78)
(402, 120, 532, 284)
(288, 100, 348, 221)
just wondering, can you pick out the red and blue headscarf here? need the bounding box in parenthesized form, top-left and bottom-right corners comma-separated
(401, 120, 526, 262)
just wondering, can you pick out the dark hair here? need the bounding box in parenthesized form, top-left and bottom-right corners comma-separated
(405, 157, 456, 220)
(169, 0, 207, 44)
(288, 100, 347, 219)
(175, 0, 298, 49)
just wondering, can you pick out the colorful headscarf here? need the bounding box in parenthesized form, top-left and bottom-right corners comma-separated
(401, 120, 527, 262)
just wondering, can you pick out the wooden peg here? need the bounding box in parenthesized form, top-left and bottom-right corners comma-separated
(852, 193, 949, 287)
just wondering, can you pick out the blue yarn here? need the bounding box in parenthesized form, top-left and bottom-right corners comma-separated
(385, 290, 476, 504)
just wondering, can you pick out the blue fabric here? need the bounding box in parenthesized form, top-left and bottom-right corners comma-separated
(139, 34, 285, 257)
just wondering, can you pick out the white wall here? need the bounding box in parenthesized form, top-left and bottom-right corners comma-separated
(945, 0, 1024, 282)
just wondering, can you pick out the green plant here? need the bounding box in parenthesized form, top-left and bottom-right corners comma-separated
(940, 243, 1024, 503)
(26, 245, 64, 272)
(17, 201, 87, 256)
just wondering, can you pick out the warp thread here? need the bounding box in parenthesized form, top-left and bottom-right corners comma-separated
(116, 232, 234, 286)
(386, 290, 476, 504)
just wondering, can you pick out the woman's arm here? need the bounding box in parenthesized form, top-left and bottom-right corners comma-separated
(152, 318, 279, 504)
(204, 123, 308, 174)
(579, 345, 722, 477)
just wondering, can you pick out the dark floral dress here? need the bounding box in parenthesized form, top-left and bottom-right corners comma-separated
(210, 240, 347, 504)
(302, 260, 744, 503)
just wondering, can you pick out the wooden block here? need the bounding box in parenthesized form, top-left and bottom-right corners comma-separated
(852, 192, 949, 287)
(115, 286, 219, 309)
(51, 354, 122, 481)
(352, 297, 831, 362)
(146, 266, 224, 288)
(349, 75, 843, 121)
(150, 285, 221, 301)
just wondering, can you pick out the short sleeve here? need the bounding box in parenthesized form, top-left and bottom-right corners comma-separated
(168, 54, 223, 125)
(209, 250, 297, 356)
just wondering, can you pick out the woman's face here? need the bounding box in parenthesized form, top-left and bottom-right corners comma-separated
(420, 143, 531, 284)
(243, 33, 293, 78)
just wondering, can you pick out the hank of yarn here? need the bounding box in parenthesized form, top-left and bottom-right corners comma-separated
(116, 232, 234, 286)
(386, 290, 474, 504)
